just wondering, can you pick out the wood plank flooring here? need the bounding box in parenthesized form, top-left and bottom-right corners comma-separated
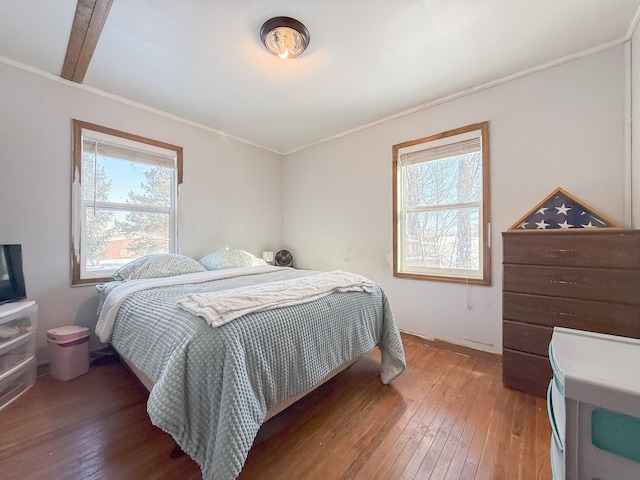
(0, 337, 551, 479)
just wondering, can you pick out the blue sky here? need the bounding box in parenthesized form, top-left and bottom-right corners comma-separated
(99, 156, 154, 203)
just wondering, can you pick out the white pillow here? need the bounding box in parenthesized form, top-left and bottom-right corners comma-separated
(198, 247, 229, 270)
(112, 254, 157, 280)
(113, 254, 206, 280)
(200, 249, 267, 270)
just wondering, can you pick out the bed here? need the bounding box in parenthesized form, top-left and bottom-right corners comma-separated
(94, 253, 406, 480)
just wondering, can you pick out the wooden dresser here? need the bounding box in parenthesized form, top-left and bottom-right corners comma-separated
(502, 230, 640, 397)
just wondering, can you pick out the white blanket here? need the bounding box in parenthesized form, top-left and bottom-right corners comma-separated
(176, 270, 375, 327)
(95, 265, 281, 342)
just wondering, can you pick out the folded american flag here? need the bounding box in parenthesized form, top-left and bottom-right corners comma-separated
(513, 188, 619, 230)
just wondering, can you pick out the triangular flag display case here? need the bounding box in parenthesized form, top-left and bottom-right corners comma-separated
(508, 187, 622, 231)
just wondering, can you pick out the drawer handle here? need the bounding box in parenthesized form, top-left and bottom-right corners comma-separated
(550, 249, 577, 253)
(549, 280, 577, 285)
(550, 310, 575, 318)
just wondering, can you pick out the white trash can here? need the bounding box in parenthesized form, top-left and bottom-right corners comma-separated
(47, 326, 90, 381)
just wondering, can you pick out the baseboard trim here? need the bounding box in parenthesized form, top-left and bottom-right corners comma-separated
(400, 332, 502, 365)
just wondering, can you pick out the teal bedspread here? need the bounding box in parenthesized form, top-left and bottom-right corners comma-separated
(97, 268, 405, 480)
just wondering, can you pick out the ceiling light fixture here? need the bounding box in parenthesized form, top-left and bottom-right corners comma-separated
(260, 16, 310, 59)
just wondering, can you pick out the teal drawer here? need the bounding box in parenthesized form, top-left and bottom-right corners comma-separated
(592, 408, 640, 463)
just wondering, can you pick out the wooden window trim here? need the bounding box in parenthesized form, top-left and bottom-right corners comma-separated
(392, 121, 491, 285)
(71, 120, 183, 286)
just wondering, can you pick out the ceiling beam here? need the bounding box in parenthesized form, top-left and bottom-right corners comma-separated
(61, 0, 113, 83)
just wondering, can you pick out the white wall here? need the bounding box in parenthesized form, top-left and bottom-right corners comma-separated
(0, 62, 284, 361)
(632, 24, 640, 228)
(283, 46, 627, 354)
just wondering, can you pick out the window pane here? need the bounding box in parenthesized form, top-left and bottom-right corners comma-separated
(83, 154, 172, 207)
(84, 207, 171, 272)
(114, 210, 171, 257)
(404, 206, 479, 271)
(405, 152, 482, 208)
(84, 206, 116, 273)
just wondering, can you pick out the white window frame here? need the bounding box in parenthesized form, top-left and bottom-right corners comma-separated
(71, 120, 183, 286)
(392, 121, 491, 285)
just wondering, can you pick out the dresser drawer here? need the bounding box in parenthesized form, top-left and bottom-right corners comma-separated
(503, 231, 640, 268)
(503, 265, 640, 305)
(504, 320, 553, 356)
(503, 293, 640, 337)
(503, 348, 552, 397)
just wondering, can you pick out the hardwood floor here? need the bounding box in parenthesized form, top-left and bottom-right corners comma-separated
(0, 338, 551, 479)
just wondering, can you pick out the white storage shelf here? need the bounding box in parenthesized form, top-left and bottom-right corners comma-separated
(0, 300, 37, 411)
(0, 300, 37, 351)
(0, 357, 36, 410)
(548, 327, 640, 480)
(0, 331, 35, 374)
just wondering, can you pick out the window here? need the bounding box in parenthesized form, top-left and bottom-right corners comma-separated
(393, 121, 490, 285)
(71, 120, 183, 285)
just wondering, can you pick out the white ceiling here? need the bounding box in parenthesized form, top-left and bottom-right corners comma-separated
(1, 0, 639, 153)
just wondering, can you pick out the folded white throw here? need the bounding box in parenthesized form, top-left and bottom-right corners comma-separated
(95, 265, 280, 343)
(177, 270, 375, 327)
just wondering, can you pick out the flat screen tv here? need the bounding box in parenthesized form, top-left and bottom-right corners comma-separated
(0, 244, 27, 305)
